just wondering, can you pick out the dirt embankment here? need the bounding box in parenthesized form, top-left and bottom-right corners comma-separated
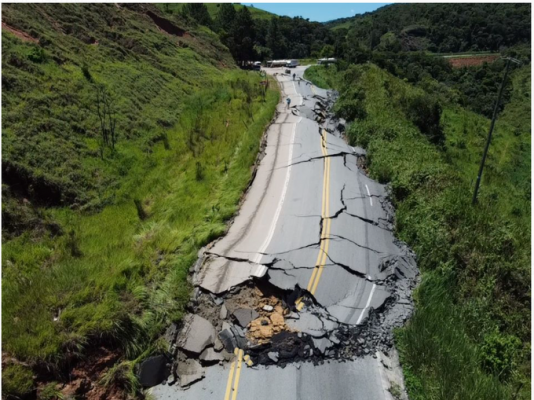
(2, 22, 39, 43)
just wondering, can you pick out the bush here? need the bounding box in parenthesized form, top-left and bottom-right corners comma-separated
(2, 364, 34, 398)
(27, 46, 46, 63)
(480, 331, 522, 380)
(401, 93, 444, 145)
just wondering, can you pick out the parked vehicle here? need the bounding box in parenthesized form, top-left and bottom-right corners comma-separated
(317, 58, 337, 65)
(286, 59, 299, 68)
(267, 59, 289, 67)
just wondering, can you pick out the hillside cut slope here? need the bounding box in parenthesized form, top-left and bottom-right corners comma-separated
(2, 3, 280, 398)
(3, 3, 233, 219)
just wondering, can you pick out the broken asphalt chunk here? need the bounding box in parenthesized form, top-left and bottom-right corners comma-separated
(218, 323, 246, 352)
(199, 347, 224, 363)
(177, 314, 216, 355)
(232, 308, 259, 328)
(268, 351, 279, 363)
(176, 359, 205, 387)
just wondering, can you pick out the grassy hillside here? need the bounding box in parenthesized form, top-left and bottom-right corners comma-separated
(159, 3, 275, 21)
(2, 3, 279, 397)
(305, 64, 530, 399)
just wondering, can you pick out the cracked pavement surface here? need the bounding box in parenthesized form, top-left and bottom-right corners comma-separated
(150, 66, 418, 400)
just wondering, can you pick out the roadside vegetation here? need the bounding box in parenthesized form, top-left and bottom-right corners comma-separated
(305, 61, 530, 399)
(2, 3, 278, 397)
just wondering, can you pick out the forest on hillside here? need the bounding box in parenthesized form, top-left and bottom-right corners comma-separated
(328, 3, 531, 53)
(176, 3, 531, 120)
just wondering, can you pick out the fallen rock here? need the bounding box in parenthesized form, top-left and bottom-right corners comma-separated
(199, 347, 225, 363)
(178, 314, 216, 355)
(176, 359, 205, 387)
(233, 308, 259, 328)
(138, 355, 170, 388)
(262, 305, 274, 312)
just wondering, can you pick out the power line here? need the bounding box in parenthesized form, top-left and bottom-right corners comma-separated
(472, 56, 521, 205)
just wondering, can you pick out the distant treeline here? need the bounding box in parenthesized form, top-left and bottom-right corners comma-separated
(177, 3, 531, 63)
(328, 3, 531, 53)
(173, 3, 340, 63)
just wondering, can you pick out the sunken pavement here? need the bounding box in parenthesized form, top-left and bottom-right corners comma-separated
(138, 73, 419, 390)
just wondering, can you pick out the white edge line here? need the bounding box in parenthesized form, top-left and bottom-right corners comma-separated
(375, 352, 393, 399)
(365, 184, 373, 206)
(253, 118, 301, 276)
(292, 81, 304, 105)
(356, 283, 377, 325)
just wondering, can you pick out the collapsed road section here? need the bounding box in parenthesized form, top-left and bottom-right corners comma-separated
(145, 68, 419, 398)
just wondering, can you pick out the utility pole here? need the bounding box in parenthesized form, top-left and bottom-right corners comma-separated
(472, 57, 521, 205)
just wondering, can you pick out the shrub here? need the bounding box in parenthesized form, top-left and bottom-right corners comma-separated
(480, 331, 522, 380)
(2, 364, 34, 398)
(401, 93, 445, 145)
(27, 46, 46, 63)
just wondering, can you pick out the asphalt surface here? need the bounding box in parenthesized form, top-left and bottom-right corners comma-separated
(151, 66, 406, 400)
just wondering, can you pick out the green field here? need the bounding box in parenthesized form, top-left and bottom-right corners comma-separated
(305, 63, 530, 399)
(2, 3, 279, 397)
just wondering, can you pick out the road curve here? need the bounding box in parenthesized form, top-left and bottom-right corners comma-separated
(151, 66, 413, 400)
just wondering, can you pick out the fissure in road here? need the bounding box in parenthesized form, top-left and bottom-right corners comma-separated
(149, 66, 419, 400)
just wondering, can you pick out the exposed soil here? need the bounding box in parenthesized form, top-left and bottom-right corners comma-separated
(447, 55, 499, 68)
(2, 22, 39, 43)
(33, 347, 126, 400)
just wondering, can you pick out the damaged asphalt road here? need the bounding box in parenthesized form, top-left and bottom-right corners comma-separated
(149, 66, 418, 400)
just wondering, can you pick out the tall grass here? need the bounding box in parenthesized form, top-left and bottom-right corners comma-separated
(398, 273, 512, 400)
(2, 70, 279, 394)
(305, 63, 531, 399)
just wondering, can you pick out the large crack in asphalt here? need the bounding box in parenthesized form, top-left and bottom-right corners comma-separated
(141, 82, 419, 391)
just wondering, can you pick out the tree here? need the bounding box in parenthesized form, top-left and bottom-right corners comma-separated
(266, 18, 285, 59)
(320, 44, 335, 58)
(233, 7, 256, 64)
(215, 3, 236, 33)
(182, 3, 213, 28)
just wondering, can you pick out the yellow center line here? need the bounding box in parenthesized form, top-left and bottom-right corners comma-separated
(231, 349, 244, 400)
(296, 129, 330, 311)
(223, 348, 239, 400)
(311, 157, 331, 295)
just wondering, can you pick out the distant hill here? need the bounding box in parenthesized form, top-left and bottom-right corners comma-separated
(326, 3, 531, 53)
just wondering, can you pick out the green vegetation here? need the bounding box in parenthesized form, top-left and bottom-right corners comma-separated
(159, 3, 275, 22)
(305, 62, 530, 399)
(327, 3, 531, 53)
(2, 3, 279, 396)
(303, 64, 341, 89)
(2, 364, 34, 398)
(172, 3, 336, 62)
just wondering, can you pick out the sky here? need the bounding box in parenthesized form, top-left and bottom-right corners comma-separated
(247, 3, 390, 23)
